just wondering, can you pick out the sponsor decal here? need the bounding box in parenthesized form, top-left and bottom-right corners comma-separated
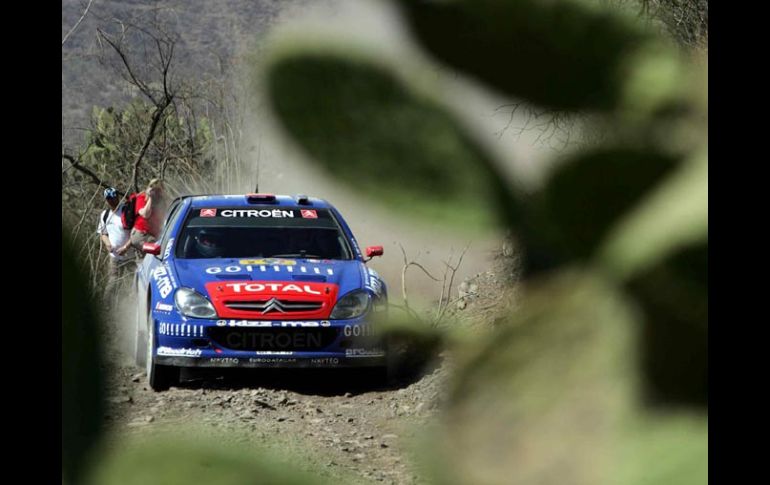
(310, 358, 339, 365)
(155, 302, 173, 312)
(218, 320, 269, 327)
(206, 281, 338, 320)
(157, 346, 202, 357)
(300, 209, 318, 219)
(216, 320, 328, 328)
(200, 208, 217, 217)
(159, 322, 205, 337)
(223, 282, 322, 295)
(366, 268, 383, 295)
(239, 259, 296, 266)
(206, 265, 246, 274)
(163, 238, 174, 259)
(249, 357, 298, 364)
(205, 264, 333, 275)
(349, 236, 363, 259)
(255, 351, 294, 355)
(225, 331, 323, 350)
(152, 266, 174, 299)
(166, 265, 179, 289)
(209, 357, 239, 364)
(345, 348, 386, 358)
(281, 320, 323, 328)
(343, 324, 377, 337)
(220, 209, 294, 218)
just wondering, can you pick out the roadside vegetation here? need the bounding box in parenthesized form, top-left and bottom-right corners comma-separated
(63, 1, 707, 484)
(62, 13, 245, 293)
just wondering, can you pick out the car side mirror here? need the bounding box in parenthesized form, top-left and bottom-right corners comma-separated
(143, 242, 161, 256)
(365, 246, 383, 261)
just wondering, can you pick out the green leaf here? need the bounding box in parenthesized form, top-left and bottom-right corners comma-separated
(625, 240, 707, 407)
(262, 42, 519, 232)
(396, 0, 681, 112)
(87, 438, 329, 485)
(597, 148, 707, 280)
(96, 107, 115, 134)
(613, 412, 707, 485)
(62, 231, 104, 483)
(419, 269, 706, 484)
(529, 146, 680, 265)
(424, 271, 639, 485)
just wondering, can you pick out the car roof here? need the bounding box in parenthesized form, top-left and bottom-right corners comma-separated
(182, 194, 334, 209)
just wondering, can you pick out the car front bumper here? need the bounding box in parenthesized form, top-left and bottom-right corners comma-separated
(151, 312, 386, 368)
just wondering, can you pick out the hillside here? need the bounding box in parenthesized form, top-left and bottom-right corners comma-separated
(62, 0, 310, 145)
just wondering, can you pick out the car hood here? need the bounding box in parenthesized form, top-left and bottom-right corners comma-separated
(172, 258, 368, 320)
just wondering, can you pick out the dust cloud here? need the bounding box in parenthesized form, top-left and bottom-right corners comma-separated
(239, 111, 505, 309)
(223, 0, 558, 310)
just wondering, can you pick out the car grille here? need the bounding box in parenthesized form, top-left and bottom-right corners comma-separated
(223, 298, 323, 315)
(208, 327, 339, 351)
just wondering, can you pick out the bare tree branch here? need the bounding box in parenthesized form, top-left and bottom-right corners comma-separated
(96, 22, 179, 191)
(129, 99, 172, 191)
(62, 0, 95, 47)
(97, 27, 157, 104)
(435, 245, 469, 323)
(62, 152, 122, 194)
(398, 243, 448, 322)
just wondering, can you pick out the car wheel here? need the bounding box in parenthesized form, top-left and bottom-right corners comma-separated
(366, 366, 390, 387)
(146, 309, 179, 392)
(351, 366, 389, 388)
(133, 288, 148, 368)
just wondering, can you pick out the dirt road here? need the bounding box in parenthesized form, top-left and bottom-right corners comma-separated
(97, 260, 509, 484)
(102, 361, 449, 483)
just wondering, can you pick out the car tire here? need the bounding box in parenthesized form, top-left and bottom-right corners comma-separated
(353, 366, 390, 388)
(372, 366, 391, 387)
(133, 286, 148, 368)
(146, 309, 179, 392)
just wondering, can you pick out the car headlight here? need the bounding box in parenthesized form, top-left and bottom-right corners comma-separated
(174, 287, 217, 319)
(330, 290, 371, 319)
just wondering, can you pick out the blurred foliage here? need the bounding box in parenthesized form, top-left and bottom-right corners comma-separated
(625, 240, 707, 406)
(87, 438, 328, 485)
(62, 226, 333, 484)
(598, 148, 707, 281)
(64, 0, 706, 482)
(522, 145, 680, 271)
(396, 0, 683, 113)
(428, 272, 638, 485)
(259, 0, 707, 483)
(265, 48, 517, 231)
(62, 231, 104, 484)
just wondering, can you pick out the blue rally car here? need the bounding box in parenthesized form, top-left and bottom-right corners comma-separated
(134, 194, 388, 391)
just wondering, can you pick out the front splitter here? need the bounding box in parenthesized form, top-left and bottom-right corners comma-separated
(155, 354, 386, 368)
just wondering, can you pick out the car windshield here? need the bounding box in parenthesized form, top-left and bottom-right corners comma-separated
(175, 206, 353, 260)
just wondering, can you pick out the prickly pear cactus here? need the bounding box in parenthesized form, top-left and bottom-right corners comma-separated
(258, 0, 707, 484)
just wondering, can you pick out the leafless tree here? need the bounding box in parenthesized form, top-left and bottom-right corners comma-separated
(393, 244, 470, 327)
(62, 0, 95, 47)
(62, 11, 245, 297)
(95, 20, 178, 194)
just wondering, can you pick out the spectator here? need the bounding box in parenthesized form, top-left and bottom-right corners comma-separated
(130, 178, 167, 251)
(97, 187, 135, 297)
